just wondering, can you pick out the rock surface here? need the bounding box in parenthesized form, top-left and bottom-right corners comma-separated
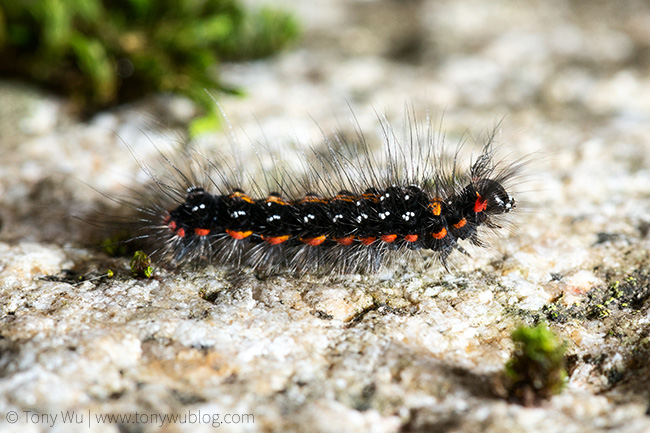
(3, 0, 650, 432)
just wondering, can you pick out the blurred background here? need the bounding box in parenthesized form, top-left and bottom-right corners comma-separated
(3, 0, 650, 132)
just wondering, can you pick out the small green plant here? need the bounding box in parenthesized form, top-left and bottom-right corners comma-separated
(0, 0, 299, 120)
(130, 250, 153, 278)
(100, 233, 131, 257)
(505, 323, 567, 406)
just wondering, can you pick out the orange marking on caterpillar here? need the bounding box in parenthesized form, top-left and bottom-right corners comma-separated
(195, 228, 210, 236)
(176, 228, 186, 238)
(381, 234, 397, 243)
(359, 237, 376, 245)
(453, 218, 467, 229)
(428, 199, 442, 216)
(431, 228, 447, 239)
(266, 195, 289, 205)
(334, 194, 356, 202)
(168, 220, 177, 231)
(229, 191, 255, 203)
(361, 193, 379, 202)
(404, 234, 418, 243)
(226, 229, 253, 240)
(474, 192, 487, 213)
(335, 236, 355, 245)
(301, 235, 327, 246)
(301, 195, 328, 204)
(263, 235, 290, 245)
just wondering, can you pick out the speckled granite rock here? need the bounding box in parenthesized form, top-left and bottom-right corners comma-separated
(3, 1, 650, 432)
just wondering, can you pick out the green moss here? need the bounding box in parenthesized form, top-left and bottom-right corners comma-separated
(100, 233, 131, 257)
(0, 0, 299, 118)
(505, 323, 567, 406)
(130, 250, 153, 278)
(543, 269, 650, 323)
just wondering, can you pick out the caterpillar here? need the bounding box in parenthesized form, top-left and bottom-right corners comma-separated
(116, 111, 522, 275)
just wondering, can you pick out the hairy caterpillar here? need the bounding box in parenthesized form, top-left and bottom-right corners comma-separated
(115, 111, 522, 275)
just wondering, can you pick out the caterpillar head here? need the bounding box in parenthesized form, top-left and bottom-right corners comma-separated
(475, 179, 515, 215)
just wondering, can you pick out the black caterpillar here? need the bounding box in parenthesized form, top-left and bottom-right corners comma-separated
(124, 114, 520, 274)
